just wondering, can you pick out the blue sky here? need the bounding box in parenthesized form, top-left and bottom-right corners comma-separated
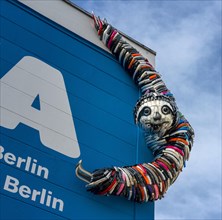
(72, 1, 221, 219)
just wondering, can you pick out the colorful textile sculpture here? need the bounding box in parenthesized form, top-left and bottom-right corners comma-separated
(75, 14, 195, 203)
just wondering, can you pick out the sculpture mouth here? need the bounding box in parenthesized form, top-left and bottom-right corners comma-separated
(152, 124, 162, 131)
(144, 121, 169, 132)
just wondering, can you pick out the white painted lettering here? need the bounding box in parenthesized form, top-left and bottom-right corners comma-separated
(3, 175, 18, 193)
(0, 56, 80, 158)
(0, 146, 49, 179)
(31, 159, 37, 174)
(19, 185, 31, 198)
(16, 157, 26, 169)
(0, 146, 4, 159)
(37, 165, 49, 179)
(40, 188, 46, 204)
(31, 189, 41, 201)
(52, 198, 64, 212)
(3, 175, 64, 212)
(25, 156, 32, 172)
(46, 191, 52, 207)
(4, 152, 16, 165)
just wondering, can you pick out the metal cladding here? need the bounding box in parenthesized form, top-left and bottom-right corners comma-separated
(75, 14, 195, 203)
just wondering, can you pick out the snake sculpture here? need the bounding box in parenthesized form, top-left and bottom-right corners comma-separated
(75, 14, 195, 203)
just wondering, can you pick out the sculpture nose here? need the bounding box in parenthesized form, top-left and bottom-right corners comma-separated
(153, 112, 161, 121)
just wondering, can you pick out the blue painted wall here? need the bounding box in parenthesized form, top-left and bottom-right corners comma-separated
(0, 0, 154, 219)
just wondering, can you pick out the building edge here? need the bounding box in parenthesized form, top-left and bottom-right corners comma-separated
(18, 0, 156, 67)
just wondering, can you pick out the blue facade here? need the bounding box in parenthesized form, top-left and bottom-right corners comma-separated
(0, 0, 154, 219)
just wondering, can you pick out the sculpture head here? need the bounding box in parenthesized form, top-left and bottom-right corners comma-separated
(134, 93, 178, 137)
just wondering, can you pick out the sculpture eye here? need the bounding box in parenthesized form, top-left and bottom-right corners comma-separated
(161, 105, 171, 115)
(143, 107, 151, 116)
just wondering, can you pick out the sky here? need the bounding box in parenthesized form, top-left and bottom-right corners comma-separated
(71, 1, 221, 219)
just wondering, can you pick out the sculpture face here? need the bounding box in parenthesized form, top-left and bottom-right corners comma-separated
(136, 98, 176, 136)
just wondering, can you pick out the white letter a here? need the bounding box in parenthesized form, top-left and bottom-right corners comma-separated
(0, 56, 80, 158)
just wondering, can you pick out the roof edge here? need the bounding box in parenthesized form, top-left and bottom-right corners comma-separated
(63, 0, 156, 56)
